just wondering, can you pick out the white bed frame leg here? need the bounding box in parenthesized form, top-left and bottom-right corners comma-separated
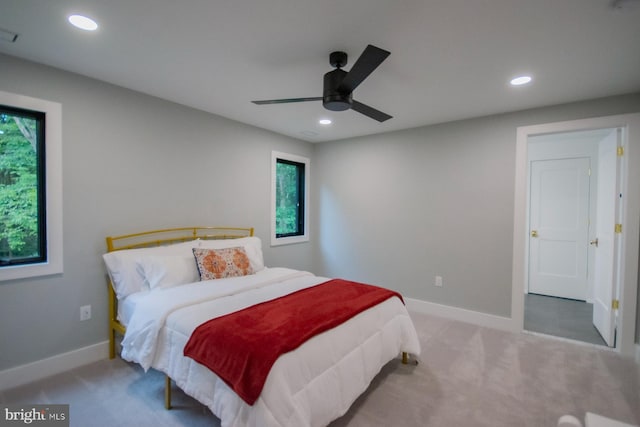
(165, 375, 172, 409)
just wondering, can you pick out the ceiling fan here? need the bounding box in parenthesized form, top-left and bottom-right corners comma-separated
(251, 45, 392, 122)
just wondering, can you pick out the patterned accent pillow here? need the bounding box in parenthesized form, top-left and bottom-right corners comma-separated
(192, 247, 254, 280)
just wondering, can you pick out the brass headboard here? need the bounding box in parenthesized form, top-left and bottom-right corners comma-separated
(106, 226, 254, 252)
(105, 226, 254, 359)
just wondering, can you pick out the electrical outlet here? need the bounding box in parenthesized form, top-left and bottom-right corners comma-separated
(435, 276, 443, 287)
(80, 305, 91, 321)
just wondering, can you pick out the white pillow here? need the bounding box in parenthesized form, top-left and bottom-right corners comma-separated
(136, 255, 200, 290)
(103, 239, 199, 300)
(198, 236, 265, 273)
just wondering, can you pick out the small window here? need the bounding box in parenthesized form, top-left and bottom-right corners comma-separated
(0, 90, 62, 281)
(0, 106, 46, 267)
(271, 151, 310, 246)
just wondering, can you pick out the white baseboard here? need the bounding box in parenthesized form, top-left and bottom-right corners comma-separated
(405, 297, 514, 332)
(0, 340, 109, 391)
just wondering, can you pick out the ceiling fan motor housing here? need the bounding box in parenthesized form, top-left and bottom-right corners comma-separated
(323, 68, 352, 111)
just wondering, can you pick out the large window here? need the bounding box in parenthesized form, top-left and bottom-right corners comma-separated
(271, 151, 309, 246)
(0, 106, 46, 266)
(0, 91, 62, 281)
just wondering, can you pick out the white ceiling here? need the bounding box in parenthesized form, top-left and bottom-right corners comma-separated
(1, 0, 639, 142)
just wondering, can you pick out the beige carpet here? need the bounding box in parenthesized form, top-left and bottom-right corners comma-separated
(2, 311, 639, 427)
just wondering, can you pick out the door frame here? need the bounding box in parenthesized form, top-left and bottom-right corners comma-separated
(512, 113, 640, 357)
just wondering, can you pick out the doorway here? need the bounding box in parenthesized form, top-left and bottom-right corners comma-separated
(511, 113, 640, 357)
(525, 128, 617, 346)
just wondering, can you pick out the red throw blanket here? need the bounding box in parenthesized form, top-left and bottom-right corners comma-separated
(183, 278, 403, 405)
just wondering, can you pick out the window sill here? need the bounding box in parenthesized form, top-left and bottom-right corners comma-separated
(270, 235, 309, 247)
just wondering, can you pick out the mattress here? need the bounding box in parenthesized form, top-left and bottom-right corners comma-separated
(120, 267, 421, 427)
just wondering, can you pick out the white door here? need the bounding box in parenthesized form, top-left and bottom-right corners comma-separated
(529, 158, 590, 300)
(592, 132, 619, 346)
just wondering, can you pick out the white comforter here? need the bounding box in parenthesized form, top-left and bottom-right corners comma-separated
(121, 267, 421, 427)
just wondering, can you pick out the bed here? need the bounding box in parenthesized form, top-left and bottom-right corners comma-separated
(104, 226, 421, 427)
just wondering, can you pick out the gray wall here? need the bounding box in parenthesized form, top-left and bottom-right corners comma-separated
(1, 52, 639, 373)
(312, 94, 640, 338)
(0, 54, 314, 371)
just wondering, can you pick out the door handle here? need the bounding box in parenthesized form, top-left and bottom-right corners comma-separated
(531, 230, 538, 238)
(590, 238, 599, 247)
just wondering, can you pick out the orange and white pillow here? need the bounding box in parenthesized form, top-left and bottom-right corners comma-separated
(192, 247, 254, 280)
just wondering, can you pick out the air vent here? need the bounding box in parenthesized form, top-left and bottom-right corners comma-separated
(611, 0, 640, 10)
(0, 28, 19, 43)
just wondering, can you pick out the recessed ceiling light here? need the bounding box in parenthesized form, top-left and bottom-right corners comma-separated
(510, 75, 532, 86)
(319, 119, 332, 125)
(68, 14, 98, 31)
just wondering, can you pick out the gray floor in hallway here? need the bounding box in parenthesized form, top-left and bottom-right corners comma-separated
(524, 293, 607, 346)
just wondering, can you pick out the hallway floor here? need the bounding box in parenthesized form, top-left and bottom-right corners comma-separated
(524, 293, 607, 346)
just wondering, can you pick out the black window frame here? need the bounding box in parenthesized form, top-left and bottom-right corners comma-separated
(275, 158, 306, 238)
(0, 104, 47, 267)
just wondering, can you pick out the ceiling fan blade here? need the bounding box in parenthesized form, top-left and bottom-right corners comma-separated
(252, 97, 322, 105)
(351, 100, 392, 122)
(337, 45, 390, 93)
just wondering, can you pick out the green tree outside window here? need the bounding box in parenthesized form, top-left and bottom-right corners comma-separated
(0, 108, 45, 265)
(276, 159, 304, 237)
